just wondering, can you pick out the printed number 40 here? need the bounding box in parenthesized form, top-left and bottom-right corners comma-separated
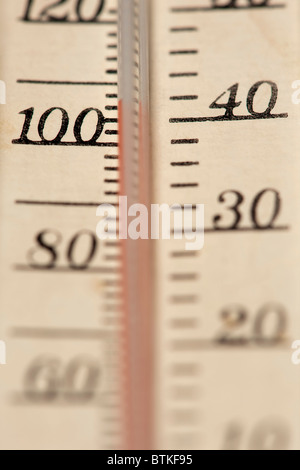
(210, 81, 280, 119)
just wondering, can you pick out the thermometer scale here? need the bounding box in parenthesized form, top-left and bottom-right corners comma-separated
(0, 0, 299, 450)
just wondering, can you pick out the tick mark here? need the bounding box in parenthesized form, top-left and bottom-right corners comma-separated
(171, 139, 199, 145)
(171, 161, 199, 166)
(170, 27, 198, 32)
(170, 49, 198, 55)
(170, 72, 198, 78)
(170, 95, 198, 101)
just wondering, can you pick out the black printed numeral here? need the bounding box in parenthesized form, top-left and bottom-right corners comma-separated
(24, 356, 101, 403)
(217, 303, 287, 345)
(22, 0, 106, 22)
(223, 418, 290, 451)
(13, 107, 105, 146)
(213, 188, 282, 230)
(210, 81, 286, 120)
(169, 81, 287, 125)
(27, 230, 99, 269)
